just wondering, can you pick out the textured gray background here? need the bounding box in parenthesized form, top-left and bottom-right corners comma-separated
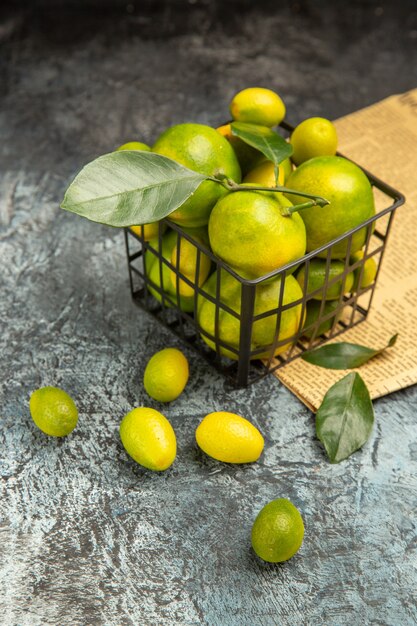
(1, 1, 417, 625)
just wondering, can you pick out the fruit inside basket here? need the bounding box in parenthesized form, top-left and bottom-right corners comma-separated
(61, 87, 404, 386)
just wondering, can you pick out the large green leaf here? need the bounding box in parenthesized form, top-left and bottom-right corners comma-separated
(316, 372, 374, 463)
(302, 334, 398, 370)
(61, 151, 208, 227)
(231, 122, 293, 167)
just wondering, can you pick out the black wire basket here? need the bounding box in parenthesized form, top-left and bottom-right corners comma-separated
(124, 122, 405, 387)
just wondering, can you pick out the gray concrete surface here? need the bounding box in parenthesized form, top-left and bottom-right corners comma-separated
(1, 2, 417, 624)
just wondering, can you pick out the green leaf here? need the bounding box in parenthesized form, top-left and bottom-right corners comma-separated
(301, 334, 398, 370)
(230, 122, 293, 167)
(61, 151, 208, 227)
(316, 372, 374, 463)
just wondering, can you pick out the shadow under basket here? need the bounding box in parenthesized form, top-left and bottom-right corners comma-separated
(125, 129, 405, 387)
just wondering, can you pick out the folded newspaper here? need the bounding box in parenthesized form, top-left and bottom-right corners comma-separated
(276, 89, 417, 411)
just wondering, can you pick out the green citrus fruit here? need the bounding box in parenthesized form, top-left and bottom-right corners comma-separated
(243, 158, 292, 186)
(116, 141, 151, 151)
(296, 258, 354, 300)
(197, 270, 304, 360)
(230, 87, 286, 127)
(208, 190, 306, 280)
(195, 411, 264, 463)
(120, 407, 176, 471)
(169, 234, 211, 298)
(251, 498, 305, 563)
(144, 229, 176, 275)
(145, 229, 200, 312)
(152, 123, 241, 227)
(147, 257, 195, 312)
(350, 250, 378, 290)
(130, 222, 166, 241)
(29, 386, 78, 437)
(303, 300, 340, 339)
(144, 348, 189, 402)
(290, 117, 338, 165)
(285, 156, 375, 258)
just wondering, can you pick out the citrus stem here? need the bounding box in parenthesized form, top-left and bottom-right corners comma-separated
(209, 176, 330, 211)
(280, 199, 324, 217)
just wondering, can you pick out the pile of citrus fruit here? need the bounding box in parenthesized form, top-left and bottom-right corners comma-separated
(124, 87, 377, 358)
(29, 345, 305, 564)
(28, 87, 380, 565)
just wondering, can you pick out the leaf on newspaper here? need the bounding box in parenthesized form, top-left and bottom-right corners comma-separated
(301, 334, 398, 370)
(316, 372, 374, 463)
